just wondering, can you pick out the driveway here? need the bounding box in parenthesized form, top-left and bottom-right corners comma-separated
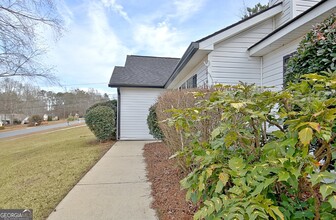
(0, 120, 85, 139)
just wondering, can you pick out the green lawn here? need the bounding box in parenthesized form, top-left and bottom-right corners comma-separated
(0, 126, 113, 220)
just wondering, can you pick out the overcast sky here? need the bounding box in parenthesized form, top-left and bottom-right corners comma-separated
(43, 0, 269, 97)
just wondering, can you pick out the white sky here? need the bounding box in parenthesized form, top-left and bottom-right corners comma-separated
(42, 0, 269, 97)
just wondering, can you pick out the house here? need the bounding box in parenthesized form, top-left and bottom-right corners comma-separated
(108, 55, 179, 140)
(109, 0, 336, 140)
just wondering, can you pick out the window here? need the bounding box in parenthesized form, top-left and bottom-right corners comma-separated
(179, 74, 197, 90)
(192, 74, 197, 88)
(186, 74, 197, 89)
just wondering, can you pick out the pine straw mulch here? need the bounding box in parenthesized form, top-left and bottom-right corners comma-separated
(143, 142, 197, 220)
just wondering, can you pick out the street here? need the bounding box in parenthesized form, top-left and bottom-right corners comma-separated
(0, 120, 85, 139)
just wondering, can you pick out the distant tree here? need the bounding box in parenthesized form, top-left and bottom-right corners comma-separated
(241, 2, 269, 19)
(0, 0, 63, 83)
(0, 78, 108, 120)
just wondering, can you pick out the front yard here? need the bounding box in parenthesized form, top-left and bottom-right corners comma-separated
(0, 126, 112, 219)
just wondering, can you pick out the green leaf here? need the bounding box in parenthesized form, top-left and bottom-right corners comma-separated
(215, 180, 224, 193)
(194, 206, 207, 220)
(231, 102, 245, 109)
(211, 127, 221, 140)
(219, 172, 229, 185)
(264, 177, 276, 188)
(310, 171, 336, 186)
(229, 157, 245, 171)
(272, 130, 285, 139)
(332, 151, 336, 160)
(198, 182, 205, 191)
(299, 127, 313, 145)
(327, 195, 336, 209)
(281, 138, 297, 148)
(204, 200, 215, 215)
(251, 183, 264, 197)
(270, 206, 285, 220)
(308, 122, 321, 133)
(278, 171, 290, 182)
(224, 131, 237, 147)
(211, 197, 222, 212)
(320, 184, 336, 200)
(228, 186, 243, 195)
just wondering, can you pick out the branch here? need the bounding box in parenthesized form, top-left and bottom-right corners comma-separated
(320, 143, 332, 172)
(266, 118, 285, 132)
(0, 6, 58, 25)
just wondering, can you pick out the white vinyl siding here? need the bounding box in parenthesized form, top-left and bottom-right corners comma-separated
(176, 57, 208, 88)
(273, 0, 321, 28)
(119, 88, 164, 140)
(294, 0, 321, 16)
(274, 0, 293, 28)
(209, 19, 273, 86)
(262, 37, 302, 90)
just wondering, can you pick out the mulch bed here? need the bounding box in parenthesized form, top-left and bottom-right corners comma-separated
(143, 142, 197, 220)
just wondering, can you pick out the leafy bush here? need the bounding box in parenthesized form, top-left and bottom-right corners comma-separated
(47, 115, 52, 121)
(67, 115, 74, 122)
(85, 106, 115, 142)
(0, 126, 4, 130)
(86, 100, 117, 115)
(168, 72, 336, 219)
(285, 14, 336, 84)
(147, 103, 164, 140)
(86, 100, 117, 139)
(29, 115, 43, 126)
(13, 118, 21, 124)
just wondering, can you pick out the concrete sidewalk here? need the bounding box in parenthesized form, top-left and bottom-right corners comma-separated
(47, 141, 157, 220)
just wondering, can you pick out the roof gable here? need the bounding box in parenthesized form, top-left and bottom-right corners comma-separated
(249, 0, 334, 56)
(165, 3, 283, 88)
(108, 55, 180, 88)
(198, 3, 283, 50)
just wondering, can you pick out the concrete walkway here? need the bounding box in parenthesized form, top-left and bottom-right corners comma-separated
(47, 141, 157, 220)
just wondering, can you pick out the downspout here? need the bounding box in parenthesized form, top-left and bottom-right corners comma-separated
(117, 88, 121, 140)
(260, 57, 264, 89)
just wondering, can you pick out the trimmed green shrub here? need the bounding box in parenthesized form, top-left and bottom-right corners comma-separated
(85, 106, 115, 141)
(86, 100, 117, 115)
(29, 115, 43, 126)
(147, 103, 164, 140)
(86, 100, 117, 140)
(285, 13, 336, 84)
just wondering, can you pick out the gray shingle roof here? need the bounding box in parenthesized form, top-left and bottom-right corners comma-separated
(108, 55, 180, 88)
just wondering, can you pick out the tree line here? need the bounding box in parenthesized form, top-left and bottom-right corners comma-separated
(0, 78, 110, 123)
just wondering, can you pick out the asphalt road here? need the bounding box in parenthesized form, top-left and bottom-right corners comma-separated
(0, 120, 85, 139)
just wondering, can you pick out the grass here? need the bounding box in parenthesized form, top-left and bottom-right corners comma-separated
(0, 126, 113, 220)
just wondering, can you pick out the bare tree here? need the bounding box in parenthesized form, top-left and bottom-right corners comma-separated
(0, 0, 63, 83)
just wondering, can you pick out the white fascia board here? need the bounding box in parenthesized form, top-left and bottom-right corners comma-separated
(198, 4, 283, 50)
(249, 0, 336, 56)
(166, 50, 209, 89)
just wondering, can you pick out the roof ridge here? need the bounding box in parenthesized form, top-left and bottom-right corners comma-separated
(128, 54, 180, 60)
(196, 2, 282, 43)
